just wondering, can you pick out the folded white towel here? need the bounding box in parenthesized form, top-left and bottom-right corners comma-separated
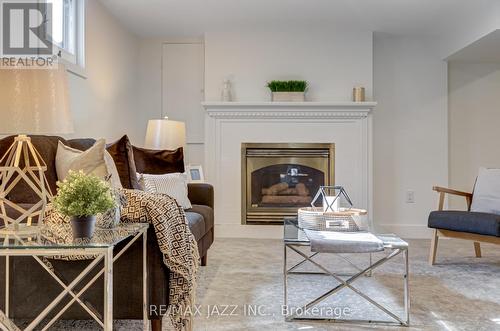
(304, 229, 384, 253)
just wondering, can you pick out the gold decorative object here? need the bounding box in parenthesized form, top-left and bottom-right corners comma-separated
(0, 64, 73, 234)
(0, 135, 51, 234)
(353, 86, 366, 102)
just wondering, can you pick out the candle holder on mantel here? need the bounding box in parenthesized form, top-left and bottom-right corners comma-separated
(298, 186, 368, 232)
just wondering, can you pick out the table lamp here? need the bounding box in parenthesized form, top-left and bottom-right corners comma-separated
(144, 117, 186, 150)
(0, 64, 73, 234)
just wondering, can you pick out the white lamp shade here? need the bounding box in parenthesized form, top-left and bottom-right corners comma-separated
(0, 65, 73, 134)
(144, 119, 186, 150)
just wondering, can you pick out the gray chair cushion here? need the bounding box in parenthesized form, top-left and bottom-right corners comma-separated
(185, 211, 205, 240)
(428, 210, 500, 236)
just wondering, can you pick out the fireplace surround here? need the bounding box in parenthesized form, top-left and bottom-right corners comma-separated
(203, 101, 376, 238)
(242, 143, 334, 224)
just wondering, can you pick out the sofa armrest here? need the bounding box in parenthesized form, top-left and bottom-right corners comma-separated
(188, 183, 214, 209)
(432, 186, 473, 211)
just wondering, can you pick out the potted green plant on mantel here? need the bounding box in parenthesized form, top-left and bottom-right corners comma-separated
(267, 80, 308, 102)
(54, 170, 116, 239)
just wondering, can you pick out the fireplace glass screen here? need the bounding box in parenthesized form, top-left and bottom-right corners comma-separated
(242, 143, 335, 224)
(251, 164, 324, 208)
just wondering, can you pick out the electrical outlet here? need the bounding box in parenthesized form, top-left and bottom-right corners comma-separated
(405, 190, 415, 203)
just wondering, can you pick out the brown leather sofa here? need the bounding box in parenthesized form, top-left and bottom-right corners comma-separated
(0, 135, 214, 330)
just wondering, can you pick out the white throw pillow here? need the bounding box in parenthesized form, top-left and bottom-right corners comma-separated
(56, 139, 123, 189)
(137, 172, 192, 209)
(471, 167, 500, 214)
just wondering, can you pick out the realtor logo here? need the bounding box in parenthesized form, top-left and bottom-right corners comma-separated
(1, 1, 53, 56)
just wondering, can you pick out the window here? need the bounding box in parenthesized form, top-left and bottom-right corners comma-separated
(48, 0, 85, 70)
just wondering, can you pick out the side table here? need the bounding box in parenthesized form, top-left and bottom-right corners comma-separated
(0, 223, 149, 331)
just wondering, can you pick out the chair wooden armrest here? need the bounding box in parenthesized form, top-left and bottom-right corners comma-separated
(432, 186, 473, 211)
(432, 186, 473, 198)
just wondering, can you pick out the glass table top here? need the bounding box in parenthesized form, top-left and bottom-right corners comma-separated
(0, 223, 149, 249)
(284, 217, 408, 249)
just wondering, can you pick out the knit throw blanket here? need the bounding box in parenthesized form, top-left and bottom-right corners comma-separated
(44, 188, 199, 331)
(120, 189, 200, 331)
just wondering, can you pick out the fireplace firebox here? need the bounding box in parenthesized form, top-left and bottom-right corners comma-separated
(242, 143, 335, 224)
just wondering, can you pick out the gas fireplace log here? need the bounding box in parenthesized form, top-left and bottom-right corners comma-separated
(261, 195, 312, 204)
(295, 183, 309, 196)
(262, 183, 310, 196)
(261, 182, 289, 195)
(278, 188, 299, 195)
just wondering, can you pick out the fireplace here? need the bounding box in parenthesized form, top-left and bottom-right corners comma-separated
(241, 143, 335, 224)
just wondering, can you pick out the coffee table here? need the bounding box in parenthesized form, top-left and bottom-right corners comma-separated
(0, 222, 149, 331)
(284, 217, 410, 326)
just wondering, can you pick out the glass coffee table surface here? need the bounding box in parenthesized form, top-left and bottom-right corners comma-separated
(284, 217, 408, 249)
(0, 222, 149, 249)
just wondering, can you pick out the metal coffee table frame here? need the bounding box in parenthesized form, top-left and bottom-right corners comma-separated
(283, 218, 410, 326)
(0, 223, 149, 331)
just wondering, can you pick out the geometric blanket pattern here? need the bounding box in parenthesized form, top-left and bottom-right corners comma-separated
(120, 189, 199, 331)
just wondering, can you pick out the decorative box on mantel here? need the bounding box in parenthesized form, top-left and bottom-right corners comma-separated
(272, 92, 305, 102)
(202, 101, 376, 239)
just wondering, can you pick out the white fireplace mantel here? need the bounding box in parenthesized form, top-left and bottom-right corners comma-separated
(202, 101, 376, 119)
(203, 101, 376, 239)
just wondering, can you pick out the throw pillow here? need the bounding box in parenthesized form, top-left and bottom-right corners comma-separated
(133, 146, 184, 175)
(471, 167, 500, 214)
(55, 139, 123, 189)
(137, 172, 192, 209)
(106, 135, 141, 190)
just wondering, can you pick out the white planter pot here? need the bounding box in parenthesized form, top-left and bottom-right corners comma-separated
(271, 92, 305, 102)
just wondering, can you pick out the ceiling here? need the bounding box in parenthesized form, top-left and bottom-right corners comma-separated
(447, 30, 500, 62)
(100, 0, 499, 39)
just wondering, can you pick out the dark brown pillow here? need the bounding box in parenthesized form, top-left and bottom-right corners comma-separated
(106, 135, 141, 189)
(133, 146, 185, 174)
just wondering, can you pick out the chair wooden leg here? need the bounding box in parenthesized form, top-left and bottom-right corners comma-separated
(151, 319, 162, 331)
(201, 254, 207, 266)
(429, 229, 439, 265)
(474, 242, 482, 258)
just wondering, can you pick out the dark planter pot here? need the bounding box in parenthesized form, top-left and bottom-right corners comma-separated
(70, 215, 96, 239)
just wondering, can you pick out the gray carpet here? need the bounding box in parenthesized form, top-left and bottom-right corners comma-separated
(27, 237, 500, 330)
(193, 238, 500, 331)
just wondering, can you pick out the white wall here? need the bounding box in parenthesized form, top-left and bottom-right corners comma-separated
(136, 38, 205, 165)
(448, 62, 500, 207)
(134, 29, 453, 240)
(373, 32, 448, 238)
(204, 28, 373, 102)
(136, 29, 373, 167)
(67, 0, 141, 143)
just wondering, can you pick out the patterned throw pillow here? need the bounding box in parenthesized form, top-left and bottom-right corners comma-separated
(137, 172, 192, 209)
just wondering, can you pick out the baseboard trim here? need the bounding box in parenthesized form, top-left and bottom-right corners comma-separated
(215, 224, 283, 239)
(376, 224, 432, 239)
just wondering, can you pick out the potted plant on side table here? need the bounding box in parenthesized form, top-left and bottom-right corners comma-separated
(54, 170, 116, 239)
(267, 80, 308, 101)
